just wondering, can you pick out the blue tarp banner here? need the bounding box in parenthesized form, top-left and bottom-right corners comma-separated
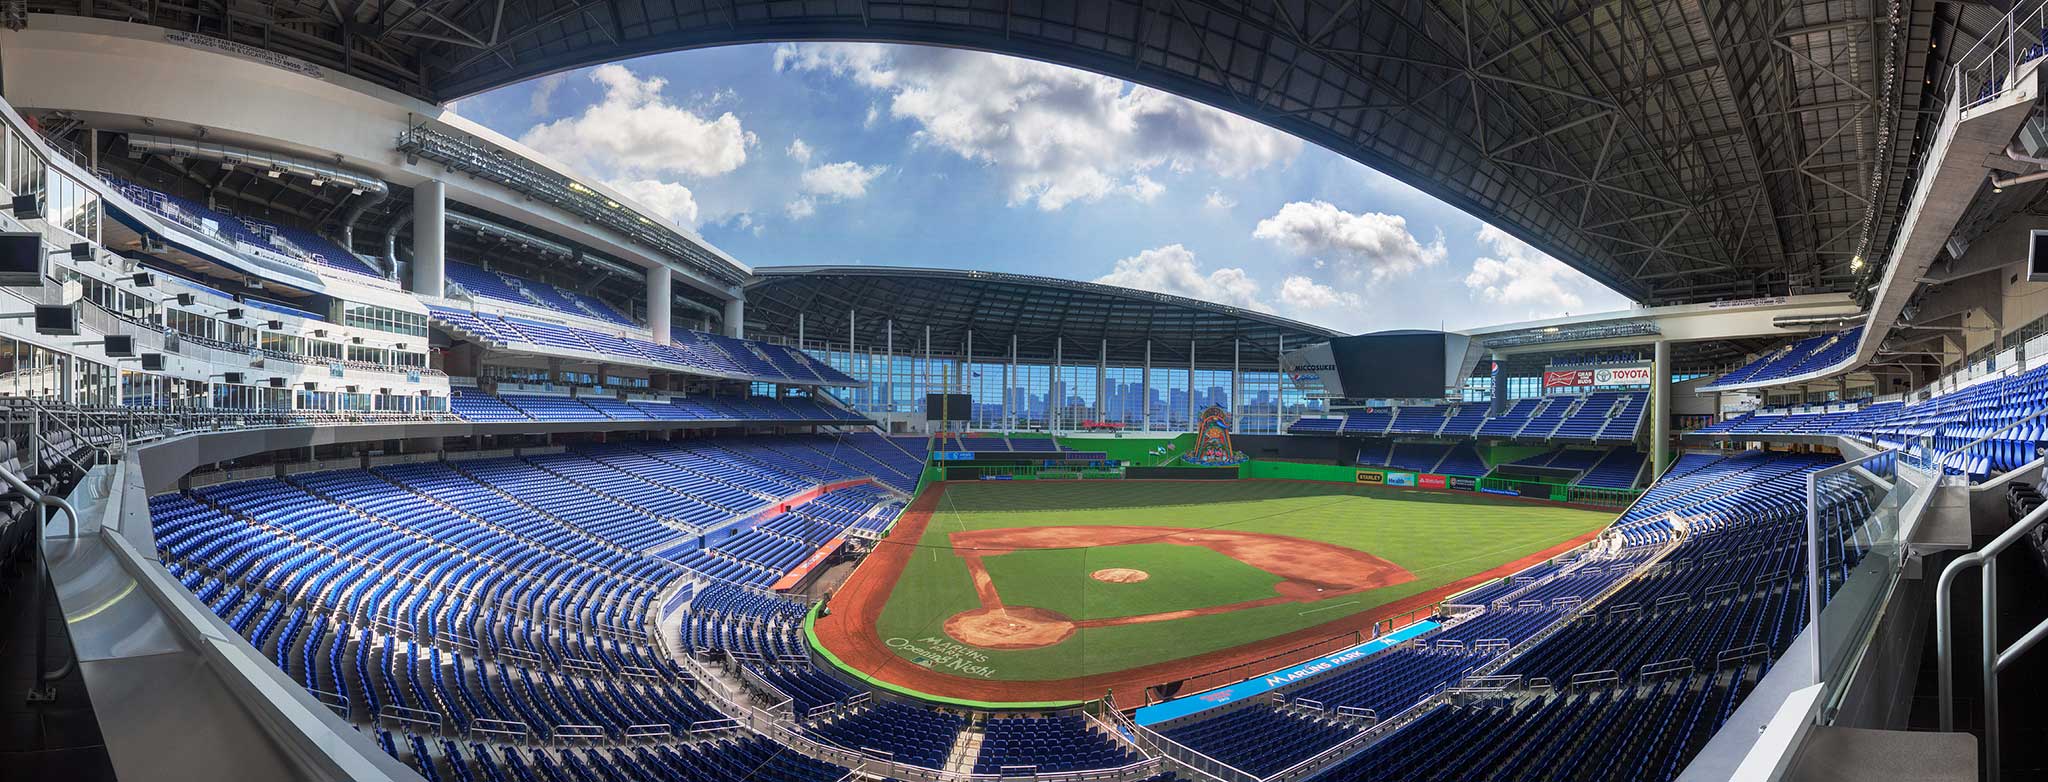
(1134, 620, 1439, 726)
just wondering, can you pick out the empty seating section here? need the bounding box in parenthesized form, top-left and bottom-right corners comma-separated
(146, 427, 969, 781)
(1477, 399, 1541, 437)
(1439, 404, 1490, 436)
(153, 480, 711, 740)
(1517, 397, 1573, 439)
(1693, 363, 2048, 479)
(706, 334, 784, 377)
(448, 391, 526, 422)
(1388, 405, 1449, 434)
(1342, 409, 1393, 435)
(1287, 416, 1344, 434)
(1705, 327, 1863, 389)
(685, 582, 809, 659)
(978, 715, 1139, 773)
(1162, 704, 1355, 777)
(1596, 392, 1648, 442)
(1579, 446, 1646, 489)
(1434, 442, 1487, 476)
(749, 663, 860, 713)
(424, 306, 857, 385)
(808, 701, 964, 767)
(104, 176, 381, 278)
(445, 260, 637, 327)
(1387, 442, 1451, 472)
(500, 394, 603, 420)
(1355, 440, 1395, 468)
(444, 391, 863, 423)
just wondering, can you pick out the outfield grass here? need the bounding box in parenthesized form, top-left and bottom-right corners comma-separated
(871, 480, 1613, 681)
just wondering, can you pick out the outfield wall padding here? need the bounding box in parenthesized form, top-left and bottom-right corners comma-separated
(1239, 460, 1363, 482)
(1126, 465, 1240, 480)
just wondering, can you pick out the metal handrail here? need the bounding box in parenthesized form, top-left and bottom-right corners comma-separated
(2, 458, 82, 701)
(1936, 498, 2048, 782)
(1920, 404, 2048, 477)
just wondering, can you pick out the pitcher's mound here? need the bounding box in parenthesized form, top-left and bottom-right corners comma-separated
(1091, 568, 1150, 584)
(945, 607, 1077, 650)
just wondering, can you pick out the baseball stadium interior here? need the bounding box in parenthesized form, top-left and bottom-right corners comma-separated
(2, 2, 2048, 781)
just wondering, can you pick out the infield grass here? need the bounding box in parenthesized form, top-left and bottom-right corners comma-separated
(868, 480, 1614, 681)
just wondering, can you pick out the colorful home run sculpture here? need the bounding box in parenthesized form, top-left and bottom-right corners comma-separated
(1181, 405, 1249, 466)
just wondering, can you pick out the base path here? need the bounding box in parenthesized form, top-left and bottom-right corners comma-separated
(947, 525, 1412, 645)
(811, 482, 1607, 706)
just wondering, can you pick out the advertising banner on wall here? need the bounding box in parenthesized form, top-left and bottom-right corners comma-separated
(1544, 363, 1654, 389)
(1386, 472, 1417, 487)
(1448, 476, 1477, 491)
(1355, 469, 1384, 485)
(1544, 369, 1594, 389)
(1281, 342, 1346, 398)
(1592, 365, 1654, 386)
(1419, 474, 1448, 489)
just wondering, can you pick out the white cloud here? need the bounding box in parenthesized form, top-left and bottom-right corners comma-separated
(520, 64, 756, 180)
(801, 161, 886, 200)
(1278, 275, 1360, 310)
(529, 73, 566, 116)
(1462, 225, 1631, 320)
(1203, 190, 1238, 211)
(775, 43, 1300, 210)
(786, 160, 888, 219)
(1094, 245, 1269, 312)
(606, 179, 700, 228)
(786, 138, 813, 164)
(1253, 201, 1447, 281)
(1126, 175, 1164, 203)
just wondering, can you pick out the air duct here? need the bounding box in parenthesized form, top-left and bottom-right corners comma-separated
(1770, 313, 1867, 329)
(446, 211, 579, 261)
(382, 212, 413, 282)
(126, 133, 385, 196)
(1991, 142, 2048, 189)
(125, 132, 390, 257)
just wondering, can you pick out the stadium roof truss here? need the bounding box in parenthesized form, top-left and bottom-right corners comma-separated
(23, 0, 1977, 308)
(743, 266, 1340, 368)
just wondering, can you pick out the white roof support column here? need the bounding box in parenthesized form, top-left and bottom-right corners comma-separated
(411, 179, 446, 299)
(647, 270, 673, 345)
(723, 297, 745, 338)
(1653, 339, 1672, 480)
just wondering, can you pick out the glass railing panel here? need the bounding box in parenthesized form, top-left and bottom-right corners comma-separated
(1809, 449, 1919, 722)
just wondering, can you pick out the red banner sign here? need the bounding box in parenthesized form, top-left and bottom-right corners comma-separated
(1544, 370, 1593, 388)
(1419, 474, 1447, 489)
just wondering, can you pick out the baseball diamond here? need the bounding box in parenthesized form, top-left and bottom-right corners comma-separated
(809, 479, 1613, 704)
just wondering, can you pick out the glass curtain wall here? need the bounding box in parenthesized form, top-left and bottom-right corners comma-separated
(804, 336, 1308, 433)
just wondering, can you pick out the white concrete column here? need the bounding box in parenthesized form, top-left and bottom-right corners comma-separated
(1142, 340, 1152, 431)
(722, 297, 745, 338)
(411, 179, 446, 299)
(1653, 339, 1672, 480)
(647, 271, 673, 345)
(1096, 339, 1108, 423)
(1232, 338, 1240, 422)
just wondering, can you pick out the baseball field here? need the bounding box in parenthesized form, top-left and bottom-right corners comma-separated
(809, 479, 1615, 705)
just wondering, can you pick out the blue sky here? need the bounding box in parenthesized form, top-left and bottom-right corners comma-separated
(450, 42, 1633, 335)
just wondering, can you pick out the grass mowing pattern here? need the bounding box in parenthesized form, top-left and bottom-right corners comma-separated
(874, 480, 1613, 681)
